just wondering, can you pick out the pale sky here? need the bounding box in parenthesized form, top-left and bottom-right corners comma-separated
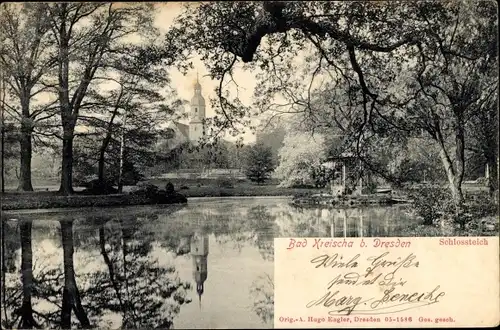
(154, 3, 260, 144)
(16, 2, 318, 145)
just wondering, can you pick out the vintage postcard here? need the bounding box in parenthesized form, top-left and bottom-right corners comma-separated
(1, 1, 498, 329)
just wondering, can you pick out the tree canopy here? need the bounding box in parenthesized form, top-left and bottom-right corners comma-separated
(164, 0, 498, 206)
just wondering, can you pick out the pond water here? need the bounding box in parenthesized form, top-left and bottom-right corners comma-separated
(1, 197, 419, 329)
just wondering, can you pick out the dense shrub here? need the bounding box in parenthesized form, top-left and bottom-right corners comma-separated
(165, 182, 175, 194)
(310, 166, 334, 188)
(464, 196, 498, 219)
(408, 186, 453, 225)
(81, 179, 118, 195)
(408, 186, 499, 229)
(129, 182, 187, 204)
(243, 143, 275, 184)
(131, 183, 160, 198)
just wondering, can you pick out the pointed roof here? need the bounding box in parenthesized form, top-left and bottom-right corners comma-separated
(194, 71, 201, 89)
(191, 72, 205, 106)
(173, 121, 189, 139)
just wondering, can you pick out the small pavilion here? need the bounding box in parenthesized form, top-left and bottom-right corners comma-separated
(321, 152, 360, 196)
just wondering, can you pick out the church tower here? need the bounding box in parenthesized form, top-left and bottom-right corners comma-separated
(189, 74, 206, 143)
(190, 231, 209, 309)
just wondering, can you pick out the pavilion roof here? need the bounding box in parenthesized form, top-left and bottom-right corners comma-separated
(326, 152, 357, 160)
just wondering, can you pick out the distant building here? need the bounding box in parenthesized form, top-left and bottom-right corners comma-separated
(188, 76, 206, 143)
(162, 75, 207, 148)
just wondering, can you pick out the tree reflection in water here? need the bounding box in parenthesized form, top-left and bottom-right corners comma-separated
(250, 273, 274, 324)
(85, 215, 192, 329)
(60, 219, 91, 328)
(1, 211, 192, 329)
(1, 219, 41, 329)
(2, 200, 417, 329)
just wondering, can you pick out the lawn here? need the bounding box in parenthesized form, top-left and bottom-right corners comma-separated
(144, 177, 325, 197)
(1, 177, 491, 211)
(1, 178, 324, 210)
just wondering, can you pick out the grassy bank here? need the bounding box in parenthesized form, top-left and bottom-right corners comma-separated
(1, 192, 187, 211)
(2, 178, 493, 214)
(173, 185, 322, 198)
(145, 178, 324, 197)
(1, 181, 322, 210)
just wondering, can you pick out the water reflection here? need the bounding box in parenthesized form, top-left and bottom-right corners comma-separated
(1, 198, 419, 329)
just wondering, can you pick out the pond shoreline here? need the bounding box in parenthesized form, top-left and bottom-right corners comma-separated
(1, 192, 298, 211)
(1, 203, 189, 216)
(1, 193, 188, 211)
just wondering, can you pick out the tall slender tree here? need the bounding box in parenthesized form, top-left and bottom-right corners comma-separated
(0, 3, 58, 191)
(43, 3, 169, 194)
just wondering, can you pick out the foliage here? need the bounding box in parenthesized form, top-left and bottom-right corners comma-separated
(165, 181, 175, 194)
(362, 136, 446, 187)
(466, 96, 498, 193)
(0, 3, 57, 190)
(463, 193, 499, 220)
(243, 143, 275, 184)
(81, 179, 119, 195)
(0, 122, 21, 185)
(165, 2, 429, 131)
(164, 1, 498, 213)
(1, 214, 192, 329)
(73, 144, 145, 188)
(36, 3, 186, 194)
(407, 185, 498, 229)
(275, 132, 328, 187)
(155, 140, 246, 173)
(310, 166, 335, 189)
(130, 183, 160, 198)
(250, 273, 274, 324)
(408, 186, 453, 225)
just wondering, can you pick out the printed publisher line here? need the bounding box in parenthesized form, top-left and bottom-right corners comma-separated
(277, 315, 456, 324)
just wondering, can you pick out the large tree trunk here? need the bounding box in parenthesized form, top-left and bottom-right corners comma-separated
(98, 92, 122, 186)
(438, 149, 465, 207)
(98, 127, 115, 186)
(59, 132, 74, 195)
(57, 10, 75, 196)
(453, 114, 466, 205)
(19, 220, 39, 329)
(18, 129, 34, 192)
(60, 220, 91, 328)
(485, 153, 498, 197)
(97, 147, 106, 185)
(18, 98, 34, 192)
(434, 117, 465, 212)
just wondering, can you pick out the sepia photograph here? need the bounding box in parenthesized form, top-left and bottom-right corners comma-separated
(0, 1, 498, 329)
